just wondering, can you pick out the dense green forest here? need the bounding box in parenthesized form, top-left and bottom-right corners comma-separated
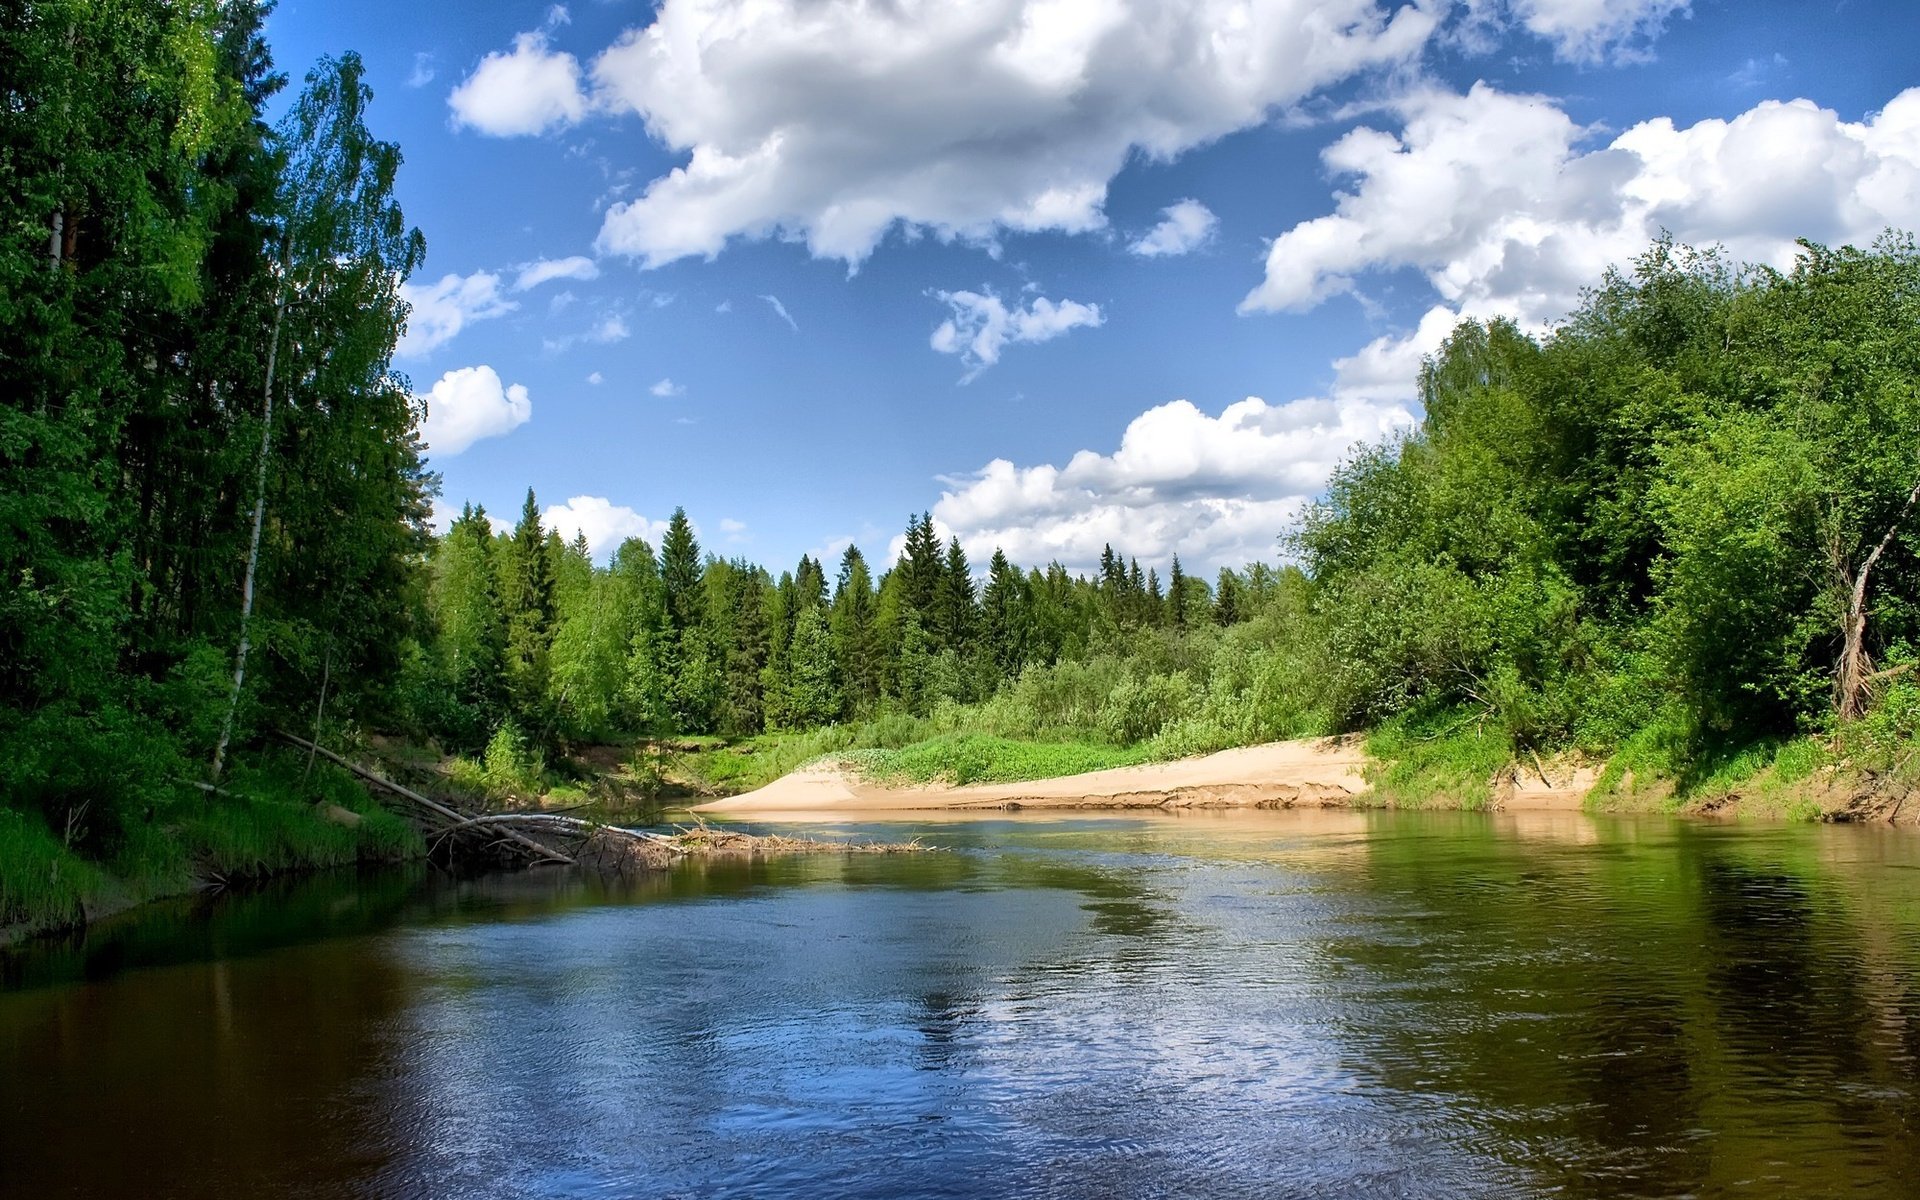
(2, 1, 427, 928)
(5, 4, 1919, 939)
(410, 234, 1920, 805)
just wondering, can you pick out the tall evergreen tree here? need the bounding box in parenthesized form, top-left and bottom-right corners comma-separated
(660, 506, 704, 634)
(831, 545, 878, 708)
(981, 548, 1029, 678)
(937, 537, 976, 654)
(900, 512, 943, 617)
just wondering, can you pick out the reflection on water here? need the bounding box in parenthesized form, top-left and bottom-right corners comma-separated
(2, 812, 1917, 1198)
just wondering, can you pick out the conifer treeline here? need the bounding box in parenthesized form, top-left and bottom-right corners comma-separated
(409, 502, 1283, 749)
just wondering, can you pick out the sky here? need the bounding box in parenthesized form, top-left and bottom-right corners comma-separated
(264, 0, 1920, 575)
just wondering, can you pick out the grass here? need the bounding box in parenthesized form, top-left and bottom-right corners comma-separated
(1363, 707, 1514, 811)
(1, 752, 425, 944)
(670, 711, 1163, 796)
(844, 734, 1152, 786)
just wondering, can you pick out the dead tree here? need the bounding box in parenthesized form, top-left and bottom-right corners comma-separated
(1834, 473, 1920, 722)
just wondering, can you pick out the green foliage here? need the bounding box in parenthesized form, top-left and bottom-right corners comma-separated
(1364, 708, 1515, 811)
(848, 735, 1149, 787)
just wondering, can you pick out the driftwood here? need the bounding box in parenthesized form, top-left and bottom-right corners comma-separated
(275, 730, 575, 866)
(272, 730, 930, 871)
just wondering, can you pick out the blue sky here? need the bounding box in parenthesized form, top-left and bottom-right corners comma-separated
(266, 0, 1920, 574)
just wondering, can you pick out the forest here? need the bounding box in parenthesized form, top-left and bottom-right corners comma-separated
(411, 235, 1920, 810)
(5, 1, 1920, 938)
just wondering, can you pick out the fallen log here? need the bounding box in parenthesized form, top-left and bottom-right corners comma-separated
(273, 731, 933, 871)
(274, 730, 574, 866)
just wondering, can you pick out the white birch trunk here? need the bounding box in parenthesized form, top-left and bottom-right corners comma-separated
(211, 286, 289, 782)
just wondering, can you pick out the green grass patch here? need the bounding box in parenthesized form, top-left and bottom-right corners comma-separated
(1364, 707, 1514, 811)
(845, 734, 1151, 787)
(3, 752, 424, 943)
(0, 810, 110, 934)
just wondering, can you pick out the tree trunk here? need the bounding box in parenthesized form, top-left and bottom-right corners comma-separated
(1837, 474, 1920, 722)
(211, 285, 288, 781)
(302, 643, 333, 786)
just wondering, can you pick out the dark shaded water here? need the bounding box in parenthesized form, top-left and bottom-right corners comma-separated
(3, 810, 1918, 1199)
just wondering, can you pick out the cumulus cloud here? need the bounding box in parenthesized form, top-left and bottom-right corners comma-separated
(587, 371, 604, 385)
(418, 366, 532, 456)
(449, 31, 587, 137)
(541, 496, 670, 564)
(930, 289, 1104, 379)
(513, 255, 599, 290)
(398, 272, 516, 358)
(1241, 83, 1920, 328)
(585, 0, 1439, 267)
(926, 365, 1419, 573)
(1129, 199, 1219, 257)
(650, 377, 684, 397)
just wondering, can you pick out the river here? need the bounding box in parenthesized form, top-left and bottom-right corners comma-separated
(2, 810, 1916, 1198)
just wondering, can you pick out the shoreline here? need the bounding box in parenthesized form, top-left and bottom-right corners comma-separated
(692, 736, 1912, 823)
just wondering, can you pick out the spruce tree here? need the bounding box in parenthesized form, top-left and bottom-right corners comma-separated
(900, 512, 943, 617)
(502, 489, 557, 725)
(982, 548, 1028, 678)
(660, 507, 704, 635)
(1214, 567, 1241, 627)
(1169, 556, 1188, 628)
(830, 546, 877, 709)
(937, 537, 976, 653)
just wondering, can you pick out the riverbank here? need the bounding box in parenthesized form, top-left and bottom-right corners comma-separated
(694, 734, 1919, 823)
(0, 760, 426, 947)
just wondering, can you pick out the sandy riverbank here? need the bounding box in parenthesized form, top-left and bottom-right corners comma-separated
(691, 736, 1617, 818)
(693, 737, 1376, 815)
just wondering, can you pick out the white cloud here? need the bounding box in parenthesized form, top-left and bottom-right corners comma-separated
(1129, 199, 1219, 257)
(591, 313, 630, 343)
(587, 0, 1440, 267)
(407, 52, 436, 89)
(587, 371, 604, 385)
(449, 31, 587, 137)
(760, 294, 798, 331)
(650, 377, 684, 397)
(398, 271, 516, 358)
(715, 299, 733, 314)
(923, 384, 1416, 573)
(720, 517, 749, 543)
(1503, 0, 1687, 63)
(513, 255, 599, 290)
(418, 365, 532, 456)
(541, 496, 670, 564)
(1241, 83, 1920, 328)
(930, 289, 1104, 379)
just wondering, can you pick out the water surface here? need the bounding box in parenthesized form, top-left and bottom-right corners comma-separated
(3, 810, 1917, 1198)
